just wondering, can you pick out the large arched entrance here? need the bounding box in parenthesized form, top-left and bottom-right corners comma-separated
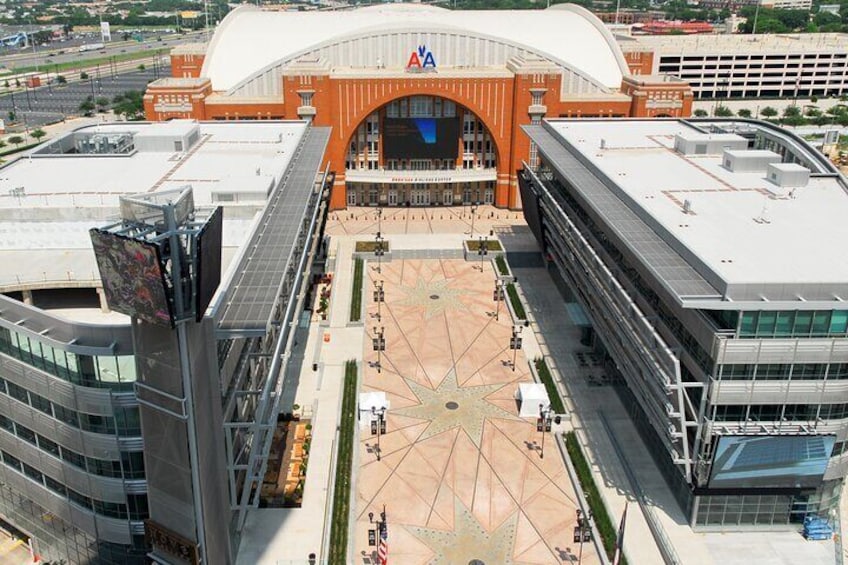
(343, 95, 500, 208)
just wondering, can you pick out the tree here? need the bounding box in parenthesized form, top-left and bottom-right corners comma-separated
(3, 80, 8, 88)
(8, 136, 24, 147)
(112, 90, 145, 120)
(95, 96, 110, 112)
(30, 128, 46, 142)
(80, 71, 89, 80)
(79, 96, 95, 116)
(0, 139, 7, 152)
(714, 105, 734, 117)
(693, 109, 708, 117)
(737, 108, 752, 118)
(56, 75, 66, 84)
(137, 63, 146, 71)
(760, 106, 778, 118)
(7, 111, 15, 123)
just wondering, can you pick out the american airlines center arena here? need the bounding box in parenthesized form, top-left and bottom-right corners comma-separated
(145, 3, 693, 210)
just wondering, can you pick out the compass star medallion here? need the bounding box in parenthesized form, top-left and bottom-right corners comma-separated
(397, 277, 472, 319)
(394, 370, 522, 447)
(406, 497, 519, 565)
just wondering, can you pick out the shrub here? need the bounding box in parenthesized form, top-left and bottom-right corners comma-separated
(495, 254, 509, 276)
(506, 283, 525, 320)
(349, 258, 363, 322)
(534, 358, 565, 414)
(328, 361, 358, 565)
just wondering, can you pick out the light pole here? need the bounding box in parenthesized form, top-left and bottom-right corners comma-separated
(373, 279, 384, 322)
(493, 279, 503, 321)
(368, 505, 388, 558)
(470, 202, 478, 238)
(478, 236, 488, 272)
(370, 406, 387, 461)
(510, 325, 523, 372)
(372, 325, 385, 373)
(374, 234, 385, 274)
(537, 404, 552, 459)
(574, 509, 593, 564)
(376, 205, 382, 239)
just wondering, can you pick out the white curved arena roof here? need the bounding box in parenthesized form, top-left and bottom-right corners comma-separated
(202, 3, 628, 93)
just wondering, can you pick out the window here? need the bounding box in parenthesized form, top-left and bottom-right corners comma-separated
(127, 494, 149, 520)
(1, 450, 22, 471)
(15, 424, 36, 445)
(68, 488, 92, 510)
(79, 414, 114, 435)
(44, 475, 66, 496)
(6, 381, 29, 404)
(0, 414, 12, 433)
(21, 462, 43, 483)
(53, 404, 78, 428)
(121, 451, 146, 479)
(37, 435, 60, 457)
(87, 457, 122, 478)
(93, 500, 127, 520)
(61, 447, 86, 470)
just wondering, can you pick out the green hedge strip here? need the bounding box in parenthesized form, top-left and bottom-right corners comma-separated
(328, 361, 358, 565)
(533, 358, 566, 415)
(495, 254, 509, 276)
(506, 282, 526, 320)
(350, 258, 363, 322)
(564, 431, 625, 564)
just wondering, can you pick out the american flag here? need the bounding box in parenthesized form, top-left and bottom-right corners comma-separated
(377, 522, 388, 565)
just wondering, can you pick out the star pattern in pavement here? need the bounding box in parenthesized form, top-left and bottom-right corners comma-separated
(406, 497, 519, 565)
(394, 369, 522, 447)
(396, 277, 472, 319)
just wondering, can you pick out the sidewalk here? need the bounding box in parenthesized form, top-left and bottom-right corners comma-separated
(236, 235, 364, 565)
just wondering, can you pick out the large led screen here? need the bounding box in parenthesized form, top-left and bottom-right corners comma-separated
(383, 118, 460, 160)
(709, 435, 835, 489)
(195, 206, 223, 321)
(90, 229, 174, 326)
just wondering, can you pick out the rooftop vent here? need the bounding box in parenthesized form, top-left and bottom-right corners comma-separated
(674, 132, 747, 156)
(722, 149, 781, 173)
(767, 162, 810, 189)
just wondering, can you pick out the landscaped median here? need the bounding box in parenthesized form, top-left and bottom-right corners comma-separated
(506, 282, 526, 321)
(564, 431, 625, 564)
(328, 360, 358, 565)
(350, 258, 363, 323)
(533, 357, 566, 414)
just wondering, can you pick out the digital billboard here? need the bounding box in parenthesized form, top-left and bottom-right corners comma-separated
(195, 206, 223, 321)
(708, 435, 835, 490)
(383, 118, 460, 160)
(90, 229, 174, 327)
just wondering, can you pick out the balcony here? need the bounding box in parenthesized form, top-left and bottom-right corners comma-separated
(345, 168, 496, 185)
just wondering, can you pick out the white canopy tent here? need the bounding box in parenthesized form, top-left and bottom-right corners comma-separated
(516, 383, 551, 418)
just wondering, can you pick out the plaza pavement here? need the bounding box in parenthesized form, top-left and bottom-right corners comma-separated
(353, 256, 598, 565)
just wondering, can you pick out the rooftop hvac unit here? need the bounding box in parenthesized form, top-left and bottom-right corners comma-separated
(722, 149, 781, 173)
(767, 162, 810, 188)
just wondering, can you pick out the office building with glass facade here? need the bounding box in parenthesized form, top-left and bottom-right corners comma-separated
(520, 117, 848, 527)
(0, 119, 328, 563)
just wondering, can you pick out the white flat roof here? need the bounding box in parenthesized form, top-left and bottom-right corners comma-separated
(544, 119, 848, 290)
(0, 120, 308, 294)
(203, 3, 627, 92)
(619, 32, 848, 55)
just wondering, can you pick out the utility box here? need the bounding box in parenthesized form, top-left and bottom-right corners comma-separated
(26, 76, 41, 88)
(722, 149, 781, 173)
(767, 162, 810, 188)
(674, 132, 747, 155)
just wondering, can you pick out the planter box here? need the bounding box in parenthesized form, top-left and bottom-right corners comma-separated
(493, 254, 515, 283)
(463, 238, 504, 262)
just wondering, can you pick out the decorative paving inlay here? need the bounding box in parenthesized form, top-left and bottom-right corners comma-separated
(406, 498, 518, 565)
(394, 370, 523, 447)
(397, 277, 472, 319)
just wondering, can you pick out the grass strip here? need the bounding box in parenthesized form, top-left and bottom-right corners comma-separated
(533, 358, 566, 414)
(354, 240, 390, 253)
(564, 431, 625, 564)
(466, 239, 502, 251)
(349, 258, 363, 322)
(506, 282, 526, 320)
(328, 360, 358, 565)
(11, 48, 168, 75)
(495, 254, 509, 276)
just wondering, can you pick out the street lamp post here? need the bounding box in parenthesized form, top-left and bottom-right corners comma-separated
(478, 236, 488, 272)
(368, 506, 387, 553)
(574, 509, 594, 565)
(493, 279, 503, 321)
(374, 234, 385, 274)
(373, 279, 385, 322)
(370, 406, 387, 461)
(372, 325, 385, 373)
(537, 404, 552, 459)
(470, 202, 478, 238)
(510, 325, 523, 372)
(376, 205, 382, 239)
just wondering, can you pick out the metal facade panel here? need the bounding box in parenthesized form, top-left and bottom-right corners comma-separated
(524, 125, 721, 302)
(218, 127, 330, 332)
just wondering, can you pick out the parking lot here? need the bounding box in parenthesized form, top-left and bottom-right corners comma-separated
(0, 64, 170, 128)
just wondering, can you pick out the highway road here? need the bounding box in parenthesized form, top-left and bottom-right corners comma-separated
(0, 29, 207, 72)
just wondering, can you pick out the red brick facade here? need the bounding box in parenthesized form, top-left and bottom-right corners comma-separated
(147, 48, 689, 210)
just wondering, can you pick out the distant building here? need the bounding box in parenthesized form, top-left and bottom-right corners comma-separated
(618, 33, 848, 99)
(633, 20, 716, 35)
